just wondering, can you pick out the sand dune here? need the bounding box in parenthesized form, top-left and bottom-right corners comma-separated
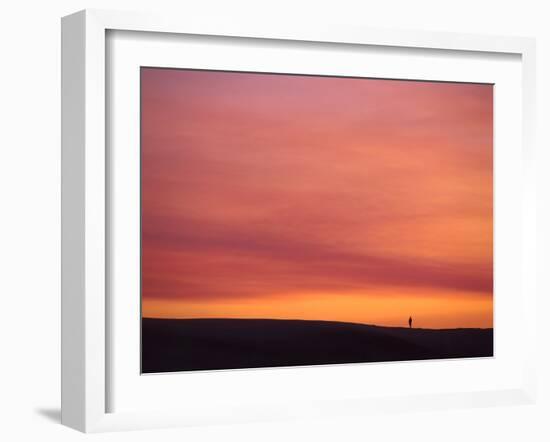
(142, 318, 493, 373)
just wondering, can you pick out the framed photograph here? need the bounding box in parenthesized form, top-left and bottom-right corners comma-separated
(139, 68, 498, 374)
(61, 9, 537, 432)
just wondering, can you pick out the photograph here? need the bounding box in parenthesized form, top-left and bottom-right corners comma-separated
(140, 67, 494, 373)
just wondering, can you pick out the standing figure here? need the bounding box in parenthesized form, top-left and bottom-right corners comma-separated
(408, 316, 413, 329)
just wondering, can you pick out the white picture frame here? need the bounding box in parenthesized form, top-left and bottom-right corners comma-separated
(61, 9, 537, 433)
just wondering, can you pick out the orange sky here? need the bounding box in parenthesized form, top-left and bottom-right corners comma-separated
(141, 68, 493, 329)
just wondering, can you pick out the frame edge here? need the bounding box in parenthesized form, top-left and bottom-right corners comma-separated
(61, 9, 107, 433)
(61, 9, 87, 432)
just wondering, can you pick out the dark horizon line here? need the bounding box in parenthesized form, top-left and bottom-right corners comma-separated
(141, 316, 493, 331)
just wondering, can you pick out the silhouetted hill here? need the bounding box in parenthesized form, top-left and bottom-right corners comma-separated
(141, 318, 493, 373)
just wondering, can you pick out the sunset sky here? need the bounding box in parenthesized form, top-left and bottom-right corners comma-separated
(141, 68, 493, 329)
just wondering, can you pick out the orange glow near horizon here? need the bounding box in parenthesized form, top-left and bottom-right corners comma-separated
(141, 68, 493, 329)
(143, 289, 493, 329)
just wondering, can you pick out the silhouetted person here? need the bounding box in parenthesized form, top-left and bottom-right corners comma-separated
(408, 316, 413, 329)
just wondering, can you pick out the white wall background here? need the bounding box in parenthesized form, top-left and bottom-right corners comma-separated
(0, 1, 548, 441)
